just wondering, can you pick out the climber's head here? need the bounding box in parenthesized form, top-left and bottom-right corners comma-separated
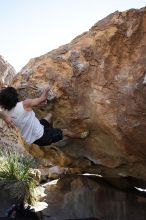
(0, 86, 19, 110)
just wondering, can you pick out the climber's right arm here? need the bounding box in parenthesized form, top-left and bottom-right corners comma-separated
(23, 87, 49, 111)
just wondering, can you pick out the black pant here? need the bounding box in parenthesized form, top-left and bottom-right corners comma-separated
(34, 119, 63, 146)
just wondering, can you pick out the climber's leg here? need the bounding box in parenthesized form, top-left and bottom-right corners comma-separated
(62, 129, 89, 139)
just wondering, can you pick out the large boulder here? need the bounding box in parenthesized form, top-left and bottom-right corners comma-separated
(12, 7, 146, 182)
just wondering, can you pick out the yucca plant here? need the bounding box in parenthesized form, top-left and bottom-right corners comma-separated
(0, 149, 37, 204)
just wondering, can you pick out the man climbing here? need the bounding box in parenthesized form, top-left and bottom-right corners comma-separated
(0, 86, 88, 146)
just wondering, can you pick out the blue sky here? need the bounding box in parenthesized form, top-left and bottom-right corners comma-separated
(0, 0, 146, 72)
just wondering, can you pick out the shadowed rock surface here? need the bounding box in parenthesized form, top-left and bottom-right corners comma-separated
(42, 175, 146, 220)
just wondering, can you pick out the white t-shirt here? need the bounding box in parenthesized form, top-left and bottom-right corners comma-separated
(7, 101, 44, 144)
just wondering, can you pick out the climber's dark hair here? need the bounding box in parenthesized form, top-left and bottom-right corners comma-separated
(0, 87, 19, 110)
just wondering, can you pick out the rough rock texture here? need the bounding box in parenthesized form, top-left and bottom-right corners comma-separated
(43, 175, 146, 220)
(0, 55, 16, 85)
(0, 121, 24, 153)
(12, 8, 146, 183)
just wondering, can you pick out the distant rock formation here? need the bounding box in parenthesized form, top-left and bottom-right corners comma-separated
(0, 55, 16, 85)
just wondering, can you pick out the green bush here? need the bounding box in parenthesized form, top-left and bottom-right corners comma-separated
(0, 150, 37, 204)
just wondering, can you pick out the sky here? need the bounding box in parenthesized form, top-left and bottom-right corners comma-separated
(0, 0, 146, 72)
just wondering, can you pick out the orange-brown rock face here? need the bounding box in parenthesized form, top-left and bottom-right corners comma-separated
(13, 8, 146, 180)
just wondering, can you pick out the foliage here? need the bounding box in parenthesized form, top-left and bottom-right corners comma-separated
(0, 149, 37, 204)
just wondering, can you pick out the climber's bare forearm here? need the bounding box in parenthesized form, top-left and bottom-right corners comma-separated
(23, 87, 49, 110)
(23, 96, 46, 110)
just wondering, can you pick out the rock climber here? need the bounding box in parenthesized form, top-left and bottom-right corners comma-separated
(0, 86, 88, 146)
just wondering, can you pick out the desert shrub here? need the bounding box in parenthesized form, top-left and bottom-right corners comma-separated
(0, 149, 37, 204)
